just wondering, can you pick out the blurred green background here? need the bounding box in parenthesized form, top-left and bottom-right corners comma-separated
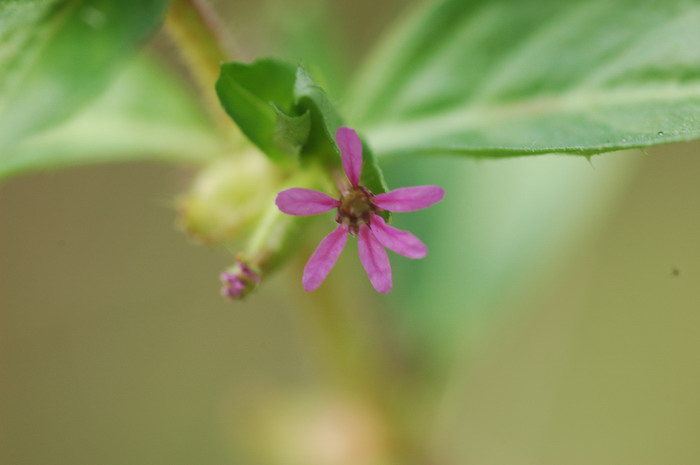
(3, 139, 699, 465)
(2, 0, 700, 464)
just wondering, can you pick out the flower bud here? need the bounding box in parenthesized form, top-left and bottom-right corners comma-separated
(220, 257, 261, 299)
(180, 151, 279, 244)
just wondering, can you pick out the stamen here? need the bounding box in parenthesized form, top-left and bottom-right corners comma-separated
(336, 186, 377, 235)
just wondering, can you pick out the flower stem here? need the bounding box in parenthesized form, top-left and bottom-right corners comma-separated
(164, 0, 237, 133)
(295, 265, 431, 464)
(242, 169, 326, 275)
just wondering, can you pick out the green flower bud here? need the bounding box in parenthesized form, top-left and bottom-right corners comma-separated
(180, 151, 279, 244)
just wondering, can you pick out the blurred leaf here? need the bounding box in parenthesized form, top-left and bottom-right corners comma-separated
(0, 55, 224, 179)
(0, 0, 170, 149)
(349, 0, 700, 158)
(386, 153, 639, 366)
(269, 0, 350, 97)
(216, 59, 301, 162)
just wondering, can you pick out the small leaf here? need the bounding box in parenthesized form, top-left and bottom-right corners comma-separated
(216, 60, 390, 195)
(0, 0, 170, 149)
(216, 59, 300, 162)
(349, 0, 700, 158)
(294, 67, 389, 195)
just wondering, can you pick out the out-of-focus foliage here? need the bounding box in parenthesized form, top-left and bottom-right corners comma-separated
(3, 141, 700, 465)
(0, 0, 170, 149)
(0, 56, 223, 179)
(350, 0, 700, 158)
(386, 152, 639, 363)
(2, 0, 700, 178)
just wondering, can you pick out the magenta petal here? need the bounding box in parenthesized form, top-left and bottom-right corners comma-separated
(276, 188, 339, 216)
(303, 225, 349, 291)
(373, 186, 445, 212)
(370, 214, 427, 259)
(357, 225, 392, 294)
(336, 126, 363, 187)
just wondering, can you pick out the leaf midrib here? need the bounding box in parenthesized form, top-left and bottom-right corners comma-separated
(366, 82, 700, 149)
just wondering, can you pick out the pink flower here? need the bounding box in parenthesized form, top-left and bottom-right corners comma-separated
(275, 127, 444, 293)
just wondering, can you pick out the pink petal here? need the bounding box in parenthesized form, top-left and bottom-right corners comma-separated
(357, 224, 392, 294)
(370, 214, 427, 259)
(276, 188, 339, 216)
(303, 225, 349, 291)
(373, 186, 445, 212)
(336, 126, 363, 187)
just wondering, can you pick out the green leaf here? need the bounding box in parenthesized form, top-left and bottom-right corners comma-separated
(216, 59, 300, 162)
(272, 103, 311, 157)
(0, 55, 224, 179)
(0, 0, 170, 149)
(349, 0, 700, 158)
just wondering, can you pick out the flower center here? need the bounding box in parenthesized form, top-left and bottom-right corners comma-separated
(336, 186, 377, 235)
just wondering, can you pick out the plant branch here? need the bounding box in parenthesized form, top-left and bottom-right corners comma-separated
(164, 0, 237, 133)
(294, 262, 431, 464)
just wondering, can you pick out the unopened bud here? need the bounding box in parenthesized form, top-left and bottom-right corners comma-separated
(220, 257, 261, 299)
(180, 151, 279, 244)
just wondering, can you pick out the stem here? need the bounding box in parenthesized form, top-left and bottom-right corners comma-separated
(244, 169, 325, 274)
(294, 263, 431, 464)
(245, 200, 309, 275)
(164, 0, 237, 132)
